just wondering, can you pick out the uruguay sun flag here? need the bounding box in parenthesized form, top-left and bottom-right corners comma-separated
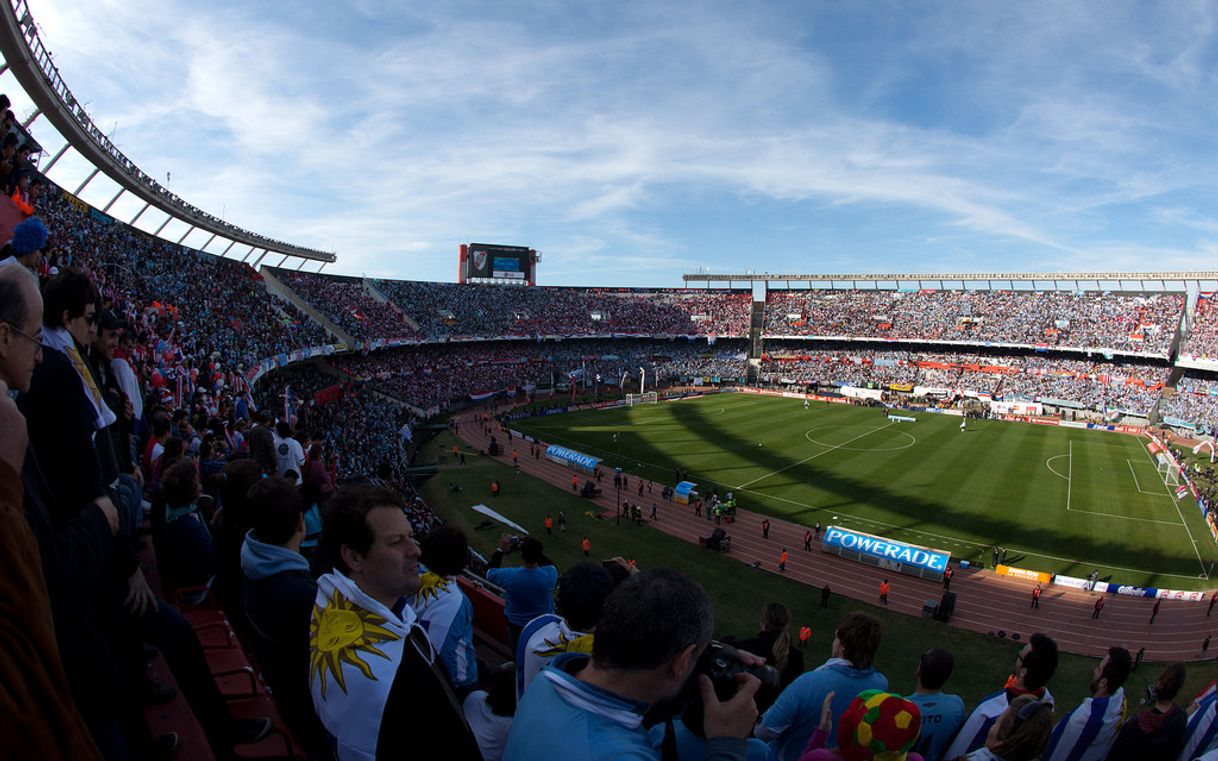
(1041, 688, 1125, 761)
(1178, 687, 1218, 761)
(410, 570, 477, 691)
(310, 570, 418, 761)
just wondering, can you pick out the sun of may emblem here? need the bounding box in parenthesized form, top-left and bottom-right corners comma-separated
(536, 630, 594, 658)
(310, 587, 400, 699)
(414, 571, 450, 605)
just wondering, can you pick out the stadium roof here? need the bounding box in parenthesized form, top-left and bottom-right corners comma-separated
(0, 0, 336, 266)
(684, 271, 1218, 288)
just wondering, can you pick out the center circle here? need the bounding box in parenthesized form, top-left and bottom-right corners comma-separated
(803, 425, 918, 452)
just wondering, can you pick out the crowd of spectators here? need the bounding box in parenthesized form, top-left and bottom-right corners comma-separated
(38, 188, 331, 376)
(760, 345, 1167, 415)
(373, 279, 752, 340)
(271, 269, 418, 342)
(9, 163, 1218, 761)
(318, 339, 748, 415)
(764, 289, 1184, 355)
(1180, 294, 1218, 362)
(1163, 372, 1218, 433)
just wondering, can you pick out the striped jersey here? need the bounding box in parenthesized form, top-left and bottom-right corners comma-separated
(1042, 688, 1126, 761)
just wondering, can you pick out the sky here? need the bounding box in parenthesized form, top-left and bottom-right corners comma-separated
(10, 0, 1218, 287)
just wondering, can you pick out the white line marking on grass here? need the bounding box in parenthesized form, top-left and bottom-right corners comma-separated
(1065, 508, 1185, 526)
(1045, 455, 1069, 480)
(1141, 442, 1208, 577)
(1126, 459, 1173, 496)
(1066, 440, 1073, 513)
(525, 423, 1209, 580)
(734, 422, 897, 490)
(1127, 459, 1144, 494)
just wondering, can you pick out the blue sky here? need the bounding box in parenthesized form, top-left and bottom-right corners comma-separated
(10, 0, 1218, 286)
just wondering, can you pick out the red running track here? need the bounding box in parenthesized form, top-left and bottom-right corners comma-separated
(453, 410, 1217, 662)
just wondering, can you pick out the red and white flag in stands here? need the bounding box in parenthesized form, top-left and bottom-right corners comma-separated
(1196, 680, 1216, 703)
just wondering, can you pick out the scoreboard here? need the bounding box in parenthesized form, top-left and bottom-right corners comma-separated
(459, 243, 538, 285)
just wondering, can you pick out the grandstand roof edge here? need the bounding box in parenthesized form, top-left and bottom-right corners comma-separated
(683, 272, 1218, 283)
(0, 0, 336, 264)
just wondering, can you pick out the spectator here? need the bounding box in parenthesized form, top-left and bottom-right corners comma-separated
(730, 602, 806, 706)
(310, 485, 480, 761)
(209, 458, 266, 632)
(1106, 661, 1186, 761)
(906, 648, 964, 761)
(411, 526, 479, 694)
(464, 663, 517, 761)
(18, 267, 110, 515)
(486, 533, 558, 650)
(0, 214, 48, 271)
(0, 266, 104, 758)
(159, 458, 214, 596)
(797, 690, 923, 761)
(516, 561, 615, 698)
(960, 694, 1053, 761)
(1040, 646, 1130, 761)
(274, 420, 305, 484)
(503, 568, 762, 761)
(247, 408, 277, 474)
(302, 442, 335, 508)
(240, 477, 327, 758)
(756, 612, 887, 760)
(943, 633, 1058, 759)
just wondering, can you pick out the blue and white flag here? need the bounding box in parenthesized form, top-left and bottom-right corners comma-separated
(310, 571, 418, 761)
(1179, 690, 1218, 761)
(516, 615, 593, 699)
(411, 570, 477, 690)
(1042, 689, 1125, 761)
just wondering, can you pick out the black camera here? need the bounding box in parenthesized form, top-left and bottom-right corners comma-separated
(649, 641, 780, 759)
(696, 641, 780, 701)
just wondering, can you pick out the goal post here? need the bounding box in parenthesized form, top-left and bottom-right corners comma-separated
(1157, 458, 1182, 487)
(626, 391, 658, 407)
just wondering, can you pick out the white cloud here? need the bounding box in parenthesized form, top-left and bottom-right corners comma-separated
(14, 0, 1218, 285)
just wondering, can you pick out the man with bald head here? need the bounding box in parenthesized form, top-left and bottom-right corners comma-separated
(0, 265, 105, 759)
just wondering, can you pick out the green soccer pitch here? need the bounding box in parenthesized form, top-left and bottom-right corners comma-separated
(510, 393, 1218, 590)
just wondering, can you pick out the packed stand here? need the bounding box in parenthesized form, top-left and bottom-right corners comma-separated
(273, 268, 419, 342)
(1163, 372, 1218, 434)
(1180, 293, 1218, 363)
(764, 289, 1184, 355)
(760, 344, 1167, 415)
(375, 278, 752, 339)
(323, 338, 747, 415)
(38, 187, 331, 373)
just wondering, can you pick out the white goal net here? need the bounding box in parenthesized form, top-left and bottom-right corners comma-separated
(626, 392, 658, 407)
(1157, 457, 1182, 487)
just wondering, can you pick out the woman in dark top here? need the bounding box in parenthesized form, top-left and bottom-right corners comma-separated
(1107, 661, 1187, 761)
(733, 602, 805, 712)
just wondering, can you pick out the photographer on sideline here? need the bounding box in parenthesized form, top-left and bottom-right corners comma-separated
(503, 568, 762, 761)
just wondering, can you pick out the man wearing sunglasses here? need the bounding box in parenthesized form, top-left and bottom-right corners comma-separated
(943, 633, 1059, 759)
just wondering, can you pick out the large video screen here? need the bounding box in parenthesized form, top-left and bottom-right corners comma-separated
(468, 243, 532, 281)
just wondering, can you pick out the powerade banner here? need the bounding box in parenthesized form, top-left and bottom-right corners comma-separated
(544, 444, 601, 475)
(821, 526, 950, 581)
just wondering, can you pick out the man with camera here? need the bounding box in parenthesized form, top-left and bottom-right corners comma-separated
(503, 568, 764, 761)
(487, 533, 558, 649)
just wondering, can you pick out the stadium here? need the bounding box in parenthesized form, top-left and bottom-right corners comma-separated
(6, 3, 1218, 761)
